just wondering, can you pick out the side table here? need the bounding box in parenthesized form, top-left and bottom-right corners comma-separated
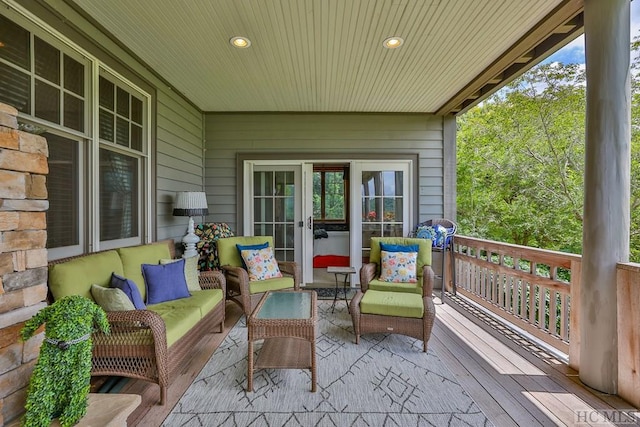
(327, 266, 356, 313)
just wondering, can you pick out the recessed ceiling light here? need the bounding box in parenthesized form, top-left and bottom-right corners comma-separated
(230, 36, 251, 48)
(382, 36, 404, 49)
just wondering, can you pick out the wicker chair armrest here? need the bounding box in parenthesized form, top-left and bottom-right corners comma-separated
(221, 265, 249, 291)
(421, 265, 435, 297)
(277, 261, 301, 290)
(198, 270, 226, 294)
(360, 263, 377, 292)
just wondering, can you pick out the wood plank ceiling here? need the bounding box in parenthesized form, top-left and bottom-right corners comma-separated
(70, 0, 583, 114)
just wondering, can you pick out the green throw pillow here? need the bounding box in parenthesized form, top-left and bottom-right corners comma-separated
(91, 284, 136, 311)
(160, 256, 200, 292)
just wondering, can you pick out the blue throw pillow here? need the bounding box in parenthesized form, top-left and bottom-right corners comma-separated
(110, 273, 146, 309)
(142, 259, 191, 305)
(380, 242, 420, 253)
(236, 242, 269, 269)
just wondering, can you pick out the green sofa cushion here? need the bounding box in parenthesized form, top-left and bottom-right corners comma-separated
(360, 290, 424, 319)
(370, 237, 432, 277)
(183, 289, 224, 317)
(217, 236, 274, 268)
(367, 278, 423, 295)
(249, 276, 295, 294)
(117, 242, 172, 301)
(146, 303, 202, 347)
(48, 250, 124, 302)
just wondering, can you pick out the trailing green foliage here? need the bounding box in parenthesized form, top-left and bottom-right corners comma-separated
(458, 40, 640, 262)
(20, 295, 109, 427)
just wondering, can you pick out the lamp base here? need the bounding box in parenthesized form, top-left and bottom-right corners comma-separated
(182, 217, 200, 258)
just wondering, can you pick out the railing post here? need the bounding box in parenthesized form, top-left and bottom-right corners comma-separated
(569, 259, 581, 371)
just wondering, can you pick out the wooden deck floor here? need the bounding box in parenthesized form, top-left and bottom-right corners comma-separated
(122, 296, 638, 426)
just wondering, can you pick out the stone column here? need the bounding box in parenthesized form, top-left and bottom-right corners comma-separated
(580, 0, 631, 394)
(0, 104, 49, 424)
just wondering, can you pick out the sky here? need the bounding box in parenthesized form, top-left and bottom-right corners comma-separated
(544, 1, 640, 65)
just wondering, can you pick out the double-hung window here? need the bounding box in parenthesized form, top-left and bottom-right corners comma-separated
(0, 12, 150, 258)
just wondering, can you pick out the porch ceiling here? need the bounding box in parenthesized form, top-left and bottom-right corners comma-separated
(69, 0, 583, 115)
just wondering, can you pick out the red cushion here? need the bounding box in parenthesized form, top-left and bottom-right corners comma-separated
(313, 255, 350, 268)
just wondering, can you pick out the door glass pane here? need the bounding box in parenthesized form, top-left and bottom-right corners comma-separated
(35, 80, 60, 123)
(361, 168, 405, 262)
(253, 168, 297, 262)
(254, 171, 273, 196)
(0, 16, 30, 69)
(0, 62, 30, 112)
(64, 54, 84, 96)
(100, 149, 139, 241)
(254, 198, 273, 222)
(34, 37, 60, 84)
(254, 223, 273, 237)
(46, 133, 79, 249)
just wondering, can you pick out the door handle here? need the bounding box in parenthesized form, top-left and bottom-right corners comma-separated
(307, 216, 312, 230)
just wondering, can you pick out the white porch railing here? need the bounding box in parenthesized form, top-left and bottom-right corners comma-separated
(451, 236, 582, 356)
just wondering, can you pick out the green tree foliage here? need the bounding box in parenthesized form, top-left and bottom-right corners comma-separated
(458, 42, 640, 261)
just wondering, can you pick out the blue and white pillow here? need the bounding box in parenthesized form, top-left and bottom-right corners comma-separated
(416, 224, 448, 248)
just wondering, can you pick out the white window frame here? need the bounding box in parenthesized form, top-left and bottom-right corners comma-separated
(2, 1, 153, 257)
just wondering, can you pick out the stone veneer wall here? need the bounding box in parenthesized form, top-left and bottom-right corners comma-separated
(0, 103, 49, 425)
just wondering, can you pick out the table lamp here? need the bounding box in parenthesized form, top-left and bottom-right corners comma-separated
(173, 191, 209, 258)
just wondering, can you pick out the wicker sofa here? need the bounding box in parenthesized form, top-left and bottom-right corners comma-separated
(47, 240, 226, 405)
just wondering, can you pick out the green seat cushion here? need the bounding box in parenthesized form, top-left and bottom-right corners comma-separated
(217, 236, 274, 268)
(249, 276, 294, 294)
(367, 278, 423, 295)
(146, 303, 202, 347)
(49, 250, 123, 302)
(117, 242, 172, 301)
(183, 289, 224, 317)
(360, 290, 424, 319)
(370, 237, 432, 277)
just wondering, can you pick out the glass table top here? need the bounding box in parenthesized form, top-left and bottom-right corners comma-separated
(256, 291, 312, 319)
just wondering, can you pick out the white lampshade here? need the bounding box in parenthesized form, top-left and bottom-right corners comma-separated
(173, 191, 209, 217)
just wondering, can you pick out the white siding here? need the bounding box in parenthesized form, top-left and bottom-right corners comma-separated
(204, 113, 447, 233)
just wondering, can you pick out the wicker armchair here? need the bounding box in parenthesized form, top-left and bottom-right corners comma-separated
(360, 237, 434, 295)
(353, 236, 436, 350)
(217, 236, 300, 317)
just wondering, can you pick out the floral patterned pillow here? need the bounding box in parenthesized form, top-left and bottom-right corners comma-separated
(240, 246, 283, 281)
(379, 250, 418, 283)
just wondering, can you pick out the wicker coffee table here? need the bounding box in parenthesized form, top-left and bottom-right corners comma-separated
(247, 290, 318, 392)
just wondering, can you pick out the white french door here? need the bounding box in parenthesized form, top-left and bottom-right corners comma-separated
(350, 161, 412, 276)
(245, 160, 412, 286)
(243, 162, 303, 265)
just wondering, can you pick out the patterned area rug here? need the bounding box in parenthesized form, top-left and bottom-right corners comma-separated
(164, 301, 492, 426)
(304, 286, 357, 301)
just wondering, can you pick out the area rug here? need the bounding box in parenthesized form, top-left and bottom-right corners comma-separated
(304, 286, 356, 301)
(163, 302, 492, 426)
